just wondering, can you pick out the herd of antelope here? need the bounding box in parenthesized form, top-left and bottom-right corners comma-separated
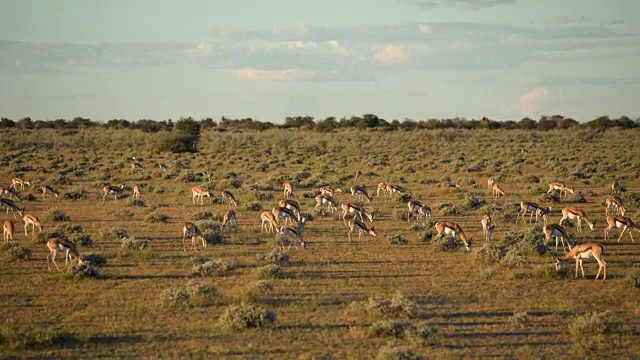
(3, 160, 636, 282)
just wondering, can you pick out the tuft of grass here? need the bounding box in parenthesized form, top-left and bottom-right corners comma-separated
(129, 199, 145, 207)
(144, 212, 169, 223)
(244, 201, 262, 211)
(231, 280, 274, 304)
(255, 247, 290, 266)
(82, 253, 107, 266)
(439, 203, 462, 216)
(346, 291, 417, 319)
(623, 271, 640, 289)
(193, 258, 236, 277)
(120, 237, 148, 251)
(255, 264, 285, 279)
(66, 262, 100, 279)
(3, 243, 32, 261)
(48, 209, 70, 222)
(368, 320, 406, 338)
(479, 267, 497, 280)
(217, 304, 276, 330)
(158, 287, 190, 309)
(386, 234, 409, 245)
(98, 226, 129, 242)
(376, 346, 422, 360)
(113, 209, 135, 220)
(569, 311, 618, 337)
(508, 311, 531, 329)
(186, 280, 218, 307)
(63, 188, 87, 200)
(0, 320, 82, 351)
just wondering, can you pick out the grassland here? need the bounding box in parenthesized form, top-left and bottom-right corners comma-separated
(0, 127, 639, 359)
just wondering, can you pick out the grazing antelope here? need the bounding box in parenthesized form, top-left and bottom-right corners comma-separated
(10, 178, 30, 190)
(0, 187, 20, 201)
(103, 185, 124, 202)
(555, 242, 607, 281)
(544, 223, 572, 253)
(604, 216, 640, 242)
(376, 182, 388, 197)
(605, 196, 625, 217)
(435, 221, 472, 251)
(492, 184, 505, 197)
(487, 178, 495, 190)
(191, 186, 211, 205)
(23, 214, 42, 236)
(558, 207, 595, 233)
(385, 184, 407, 199)
(320, 186, 342, 197)
(222, 210, 237, 229)
(283, 181, 293, 199)
(350, 185, 371, 202)
(516, 201, 551, 225)
(41, 185, 59, 198)
(481, 214, 493, 242)
(47, 237, 82, 272)
(611, 180, 620, 195)
(407, 201, 430, 222)
(340, 203, 373, 224)
(182, 222, 206, 252)
(273, 207, 299, 225)
(315, 194, 338, 213)
(547, 182, 574, 198)
(0, 199, 24, 219)
(354, 170, 362, 183)
(279, 199, 301, 218)
(278, 218, 306, 250)
(3, 220, 14, 243)
(221, 190, 238, 207)
(260, 211, 280, 233)
(347, 218, 376, 242)
(132, 185, 141, 199)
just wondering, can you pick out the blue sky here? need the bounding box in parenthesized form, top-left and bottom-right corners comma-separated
(1, 0, 639, 122)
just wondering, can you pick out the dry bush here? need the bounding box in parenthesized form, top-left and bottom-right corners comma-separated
(186, 280, 218, 307)
(82, 253, 107, 266)
(47, 209, 70, 222)
(66, 262, 100, 279)
(376, 346, 422, 360)
(193, 258, 236, 277)
(473, 243, 505, 265)
(387, 234, 409, 245)
(255, 264, 285, 279)
(346, 291, 417, 319)
(158, 287, 190, 308)
(217, 304, 276, 330)
(255, 247, 290, 266)
(3, 243, 32, 261)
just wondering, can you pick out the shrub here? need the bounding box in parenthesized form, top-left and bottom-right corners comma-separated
(48, 209, 70, 222)
(186, 280, 218, 307)
(439, 203, 462, 216)
(0, 320, 81, 350)
(517, 264, 571, 281)
(431, 234, 462, 252)
(480, 267, 497, 280)
(346, 291, 417, 319)
(158, 287, 190, 308)
(368, 320, 406, 338)
(394, 210, 409, 222)
(473, 243, 505, 265)
(233, 281, 274, 304)
(217, 304, 276, 330)
(66, 262, 100, 279)
(245, 201, 262, 211)
(569, 311, 618, 337)
(501, 250, 529, 268)
(4, 243, 32, 261)
(387, 234, 409, 245)
(255, 264, 285, 279)
(144, 212, 169, 223)
(71, 233, 94, 247)
(567, 192, 587, 203)
(462, 193, 486, 210)
(129, 199, 145, 207)
(508, 311, 531, 329)
(193, 211, 216, 220)
(254, 191, 274, 201)
(623, 271, 640, 288)
(113, 209, 135, 220)
(98, 226, 129, 242)
(504, 226, 547, 256)
(82, 253, 107, 266)
(404, 321, 438, 346)
(255, 247, 290, 266)
(376, 346, 421, 360)
(37, 229, 67, 244)
(120, 237, 148, 251)
(193, 258, 236, 277)
(63, 188, 87, 200)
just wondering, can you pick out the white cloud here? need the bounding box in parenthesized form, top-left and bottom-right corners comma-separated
(374, 45, 409, 64)
(418, 24, 431, 34)
(516, 87, 549, 113)
(194, 42, 212, 57)
(281, 41, 318, 50)
(235, 68, 315, 81)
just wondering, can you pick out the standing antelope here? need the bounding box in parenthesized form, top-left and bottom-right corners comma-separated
(315, 194, 338, 213)
(0, 187, 20, 201)
(260, 211, 279, 233)
(221, 191, 239, 207)
(10, 178, 30, 190)
(340, 203, 373, 224)
(544, 223, 572, 253)
(555, 242, 607, 281)
(103, 185, 124, 202)
(435, 221, 472, 251)
(350, 185, 371, 202)
(547, 182, 574, 198)
(0, 199, 24, 219)
(182, 222, 206, 252)
(604, 216, 640, 242)
(347, 218, 376, 242)
(279, 199, 301, 219)
(47, 237, 82, 272)
(376, 182, 388, 197)
(516, 201, 551, 225)
(23, 214, 42, 236)
(41, 185, 59, 198)
(222, 210, 237, 229)
(407, 201, 430, 222)
(3, 220, 14, 243)
(611, 180, 620, 195)
(273, 207, 299, 225)
(130, 162, 143, 173)
(492, 184, 505, 197)
(191, 187, 211, 205)
(481, 214, 493, 242)
(283, 181, 294, 199)
(605, 196, 625, 217)
(279, 218, 306, 250)
(487, 178, 495, 190)
(319, 186, 342, 197)
(559, 207, 595, 233)
(385, 184, 407, 199)
(133, 185, 141, 199)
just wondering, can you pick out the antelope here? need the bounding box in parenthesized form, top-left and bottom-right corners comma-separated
(202, 170, 213, 182)
(347, 218, 376, 242)
(273, 207, 299, 225)
(0, 199, 24, 219)
(555, 242, 607, 281)
(260, 211, 280, 233)
(340, 203, 373, 224)
(23, 214, 42, 236)
(0, 187, 20, 201)
(130, 162, 143, 173)
(103, 185, 124, 202)
(487, 178, 495, 190)
(354, 170, 362, 183)
(222, 210, 237, 229)
(516, 201, 551, 225)
(547, 182, 574, 198)
(350, 185, 371, 202)
(132, 185, 141, 199)
(278, 218, 306, 250)
(279, 199, 301, 218)
(182, 222, 206, 252)
(41, 185, 59, 198)
(283, 181, 293, 199)
(376, 182, 388, 197)
(3, 220, 14, 243)
(604, 216, 640, 242)
(605, 196, 625, 217)
(320, 186, 342, 197)
(157, 163, 168, 173)
(221, 190, 239, 207)
(544, 223, 572, 253)
(10, 178, 30, 190)
(435, 221, 472, 251)
(47, 237, 82, 272)
(558, 207, 595, 233)
(481, 214, 493, 242)
(385, 184, 407, 199)
(191, 186, 211, 205)
(492, 183, 505, 197)
(611, 180, 620, 194)
(315, 194, 338, 213)
(407, 200, 430, 222)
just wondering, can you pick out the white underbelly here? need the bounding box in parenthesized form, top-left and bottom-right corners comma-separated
(579, 250, 593, 259)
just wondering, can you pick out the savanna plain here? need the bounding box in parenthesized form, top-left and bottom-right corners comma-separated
(1, 127, 639, 359)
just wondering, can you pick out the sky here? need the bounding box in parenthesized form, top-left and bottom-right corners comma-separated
(0, 0, 639, 123)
